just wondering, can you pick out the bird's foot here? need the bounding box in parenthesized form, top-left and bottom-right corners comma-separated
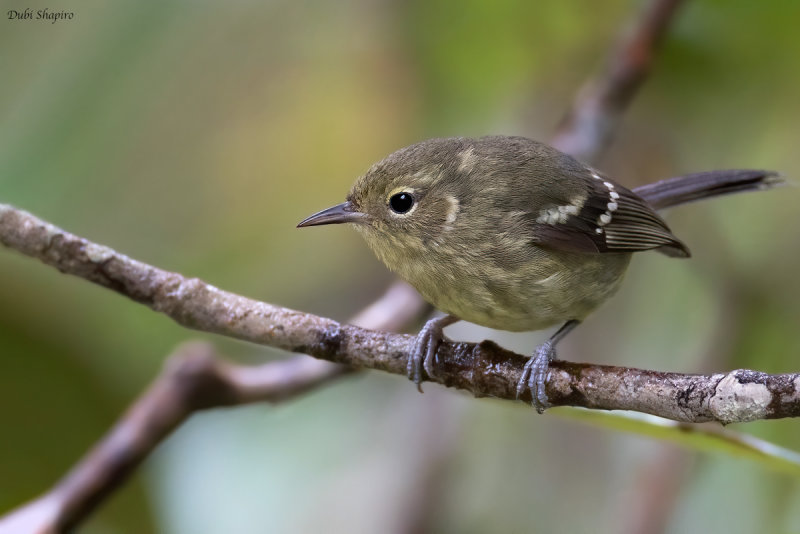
(408, 315, 458, 392)
(516, 341, 557, 413)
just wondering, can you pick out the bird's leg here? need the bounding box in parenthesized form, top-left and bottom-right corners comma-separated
(517, 320, 580, 413)
(408, 314, 460, 392)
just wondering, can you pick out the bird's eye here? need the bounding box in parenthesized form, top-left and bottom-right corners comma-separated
(389, 192, 415, 214)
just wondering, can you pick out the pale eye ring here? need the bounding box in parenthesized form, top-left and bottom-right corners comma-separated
(389, 192, 415, 214)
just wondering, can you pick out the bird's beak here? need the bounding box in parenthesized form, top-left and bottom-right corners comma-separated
(296, 201, 367, 228)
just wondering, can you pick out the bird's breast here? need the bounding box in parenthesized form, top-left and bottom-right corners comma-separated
(358, 220, 631, 332)
(390, 241, 631, 332)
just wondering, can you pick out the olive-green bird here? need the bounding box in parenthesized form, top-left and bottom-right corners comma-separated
(298, 136, 781, 411)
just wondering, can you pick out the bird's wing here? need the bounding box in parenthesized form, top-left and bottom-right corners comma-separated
(530, 170, 690, 258)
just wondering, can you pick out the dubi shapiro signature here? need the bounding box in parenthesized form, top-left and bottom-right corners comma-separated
(8, 8, 75, 24)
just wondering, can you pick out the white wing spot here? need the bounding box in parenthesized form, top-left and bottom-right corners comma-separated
(569, 193, 588, 211)
(558, 204, 579, 216)
(536, 208, 562, 224)
(536, 192, 586, 225)
(596, 179, 618, 227)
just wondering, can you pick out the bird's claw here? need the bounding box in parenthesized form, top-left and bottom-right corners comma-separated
(408, 316, 452, 392)
(516, 341, 556, 413)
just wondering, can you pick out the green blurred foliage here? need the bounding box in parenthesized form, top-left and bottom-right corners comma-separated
(1, 0, 799, 532)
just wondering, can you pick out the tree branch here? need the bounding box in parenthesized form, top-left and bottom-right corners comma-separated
(551, 0, 685, 161)
(2, 202, 799, 426)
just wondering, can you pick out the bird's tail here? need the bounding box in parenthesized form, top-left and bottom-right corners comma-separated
(633, 169, 784, 210)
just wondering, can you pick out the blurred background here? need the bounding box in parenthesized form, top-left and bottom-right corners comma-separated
(2, 0, 800, 532)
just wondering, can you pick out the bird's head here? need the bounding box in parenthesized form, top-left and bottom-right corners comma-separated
(297, 139, 469, 261)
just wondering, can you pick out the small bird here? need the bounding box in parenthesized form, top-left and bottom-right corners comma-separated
(298, 136, 781, 411)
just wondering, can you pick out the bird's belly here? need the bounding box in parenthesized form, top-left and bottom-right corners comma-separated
(410, 251, 632, 332)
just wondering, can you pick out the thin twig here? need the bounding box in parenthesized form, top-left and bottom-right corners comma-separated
(551, 0, 685, 162)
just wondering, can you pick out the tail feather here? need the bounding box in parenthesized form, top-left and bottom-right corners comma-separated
(633, 170, 784, 211)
